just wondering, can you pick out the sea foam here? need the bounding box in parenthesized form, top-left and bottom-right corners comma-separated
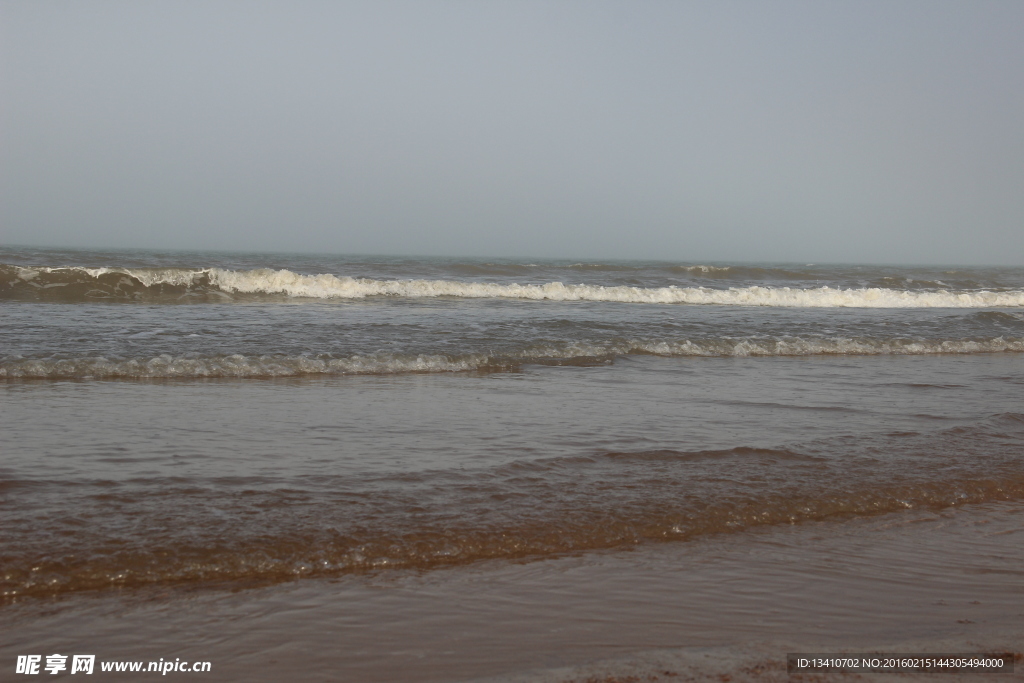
(6, 265, 1024, 307)
(208, 269, 1024, 307)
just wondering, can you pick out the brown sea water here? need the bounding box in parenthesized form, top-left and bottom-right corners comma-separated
(2, 248, 1023, 680)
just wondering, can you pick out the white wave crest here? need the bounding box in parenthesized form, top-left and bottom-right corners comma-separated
(7, 266, 1024, 307)
(679, 265, 733, 273)
(205, 269, 1024, 308)
(47, 266, 207, 288)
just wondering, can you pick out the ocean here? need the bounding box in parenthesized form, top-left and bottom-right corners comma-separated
(2, 246, 1022, 681)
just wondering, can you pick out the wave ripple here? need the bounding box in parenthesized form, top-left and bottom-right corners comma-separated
(3, 336, 1022, 379)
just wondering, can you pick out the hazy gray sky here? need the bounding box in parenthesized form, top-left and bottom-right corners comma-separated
(1, 1, 1022, 263)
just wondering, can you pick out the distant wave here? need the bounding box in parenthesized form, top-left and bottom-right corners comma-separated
(566, 263, 734, 273)
(4, 265, 1024, 307)
(4, 336, 1021, 379)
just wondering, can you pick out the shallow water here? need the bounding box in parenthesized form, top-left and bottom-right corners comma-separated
(3, 503, 1021, 681)
(1, 247, 1022, 680)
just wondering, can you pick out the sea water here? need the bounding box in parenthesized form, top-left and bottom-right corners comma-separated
(2, 247, 1022, 681)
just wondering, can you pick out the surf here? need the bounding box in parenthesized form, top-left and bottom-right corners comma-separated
(4, 264, 1024, 307)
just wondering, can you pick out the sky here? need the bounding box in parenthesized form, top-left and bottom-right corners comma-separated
(1, 0, 1022, 264)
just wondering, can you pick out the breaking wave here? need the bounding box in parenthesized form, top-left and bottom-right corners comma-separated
(4, 265, 1024, 307)
(3, 336, 1021, 379)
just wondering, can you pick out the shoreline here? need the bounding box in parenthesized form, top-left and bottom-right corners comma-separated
(4, 501, 1021, 682)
